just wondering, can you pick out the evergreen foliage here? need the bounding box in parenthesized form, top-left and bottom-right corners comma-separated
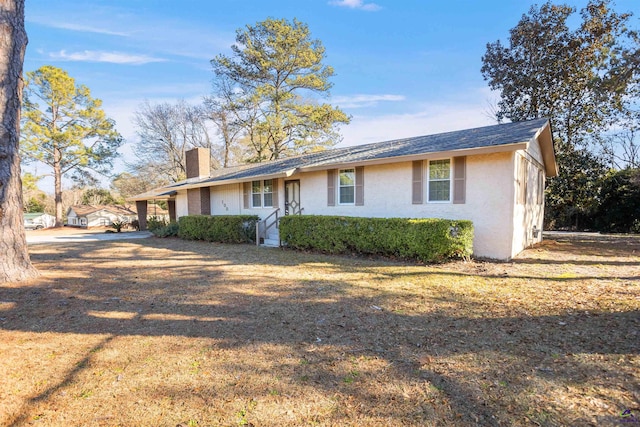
(178, 215, 259, 243)
(211, 18, 350, 161)
(21, 65, 122, 226)
(279, 216, 473, 262)
(481, 0, 639, 230)
(594, 168, 640, 233)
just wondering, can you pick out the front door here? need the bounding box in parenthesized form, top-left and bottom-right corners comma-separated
(284, 180, 301, 215)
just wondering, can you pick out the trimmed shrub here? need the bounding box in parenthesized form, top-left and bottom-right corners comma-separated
(151, 222, 179, 238)
(147, 216, 168, 232)
(279, 215, 473, 262)
(178, 215, 259, 243)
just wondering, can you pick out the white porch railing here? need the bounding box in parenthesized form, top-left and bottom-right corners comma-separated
(256, 208, 280, 246)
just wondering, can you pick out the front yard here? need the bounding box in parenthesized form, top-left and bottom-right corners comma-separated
(1, 233, 638, 426)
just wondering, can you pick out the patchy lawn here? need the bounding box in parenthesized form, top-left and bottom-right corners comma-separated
(1, 232, 638, 426)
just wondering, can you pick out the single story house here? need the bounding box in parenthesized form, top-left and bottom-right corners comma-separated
(24, 212, 55, 229)
(129, 118, 557, 260)
(66, 205, 138, 228)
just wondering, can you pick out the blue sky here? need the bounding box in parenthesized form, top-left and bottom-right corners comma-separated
(23, 0, 640, 190)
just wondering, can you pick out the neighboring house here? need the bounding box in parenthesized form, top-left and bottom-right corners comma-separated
(66, 205, 138, 228)
(24, 212, 55, 230)
(129, 118, 557, 260)
(144, 204, 170, 222)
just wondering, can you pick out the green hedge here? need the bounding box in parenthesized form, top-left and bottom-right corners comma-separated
(151, 222, 179, 238)
(178, 215, 259, 243)
(279, 216, 473, 262)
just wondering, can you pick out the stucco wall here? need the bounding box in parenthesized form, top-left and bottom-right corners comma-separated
(527, 135, 544, 164)
(171, 152, 525, 259)
(238, 179, 284, 219)
(511, 149, 545, 258)
(210, 183, 242, 215)
(176, 192, 188, 219)
(296, 153, 516, 259)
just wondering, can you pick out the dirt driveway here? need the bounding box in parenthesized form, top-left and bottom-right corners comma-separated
(1, 232, 638, 426)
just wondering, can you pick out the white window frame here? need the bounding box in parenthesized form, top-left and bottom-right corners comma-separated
(338, 168, 355, 205)
(427, 158, 452, 203)
(251, 180, 274, 208)
(536, 168, 544, 205)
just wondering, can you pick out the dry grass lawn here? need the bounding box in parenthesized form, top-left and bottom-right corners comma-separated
(1, 231, 638, 426)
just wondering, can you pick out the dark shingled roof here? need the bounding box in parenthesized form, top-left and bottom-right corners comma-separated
(199, 118, 550, 183)
(129, 118, 551, 200)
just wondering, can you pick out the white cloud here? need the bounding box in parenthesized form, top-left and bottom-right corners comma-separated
(332, 94, 405, 108)
(49, 50, 167, 65)
(28, 8, 234, 61)
(34, 21, 130, 37)
(329, 0, 382, 12)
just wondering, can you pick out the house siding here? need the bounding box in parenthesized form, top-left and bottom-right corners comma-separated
(133, 119, 556, 260)
(210, 183, 242, 215)
(296, 153, 515, 259)
(176, 192, 189, 219)
(239, 179, 284, 219)
(171, 152, 518, 259)
(86, 211, 119, 227)
(511, 148, 545, 258)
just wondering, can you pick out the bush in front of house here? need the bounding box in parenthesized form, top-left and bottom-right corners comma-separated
(151, 222, 179, 238)
(178, 215, 260, 243)
(147, 216, 168, 232)
(111, 221, 125, 233)
(279, 215, 473, 262)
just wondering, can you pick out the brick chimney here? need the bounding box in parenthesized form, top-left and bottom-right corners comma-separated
(185, 147, 210, 179)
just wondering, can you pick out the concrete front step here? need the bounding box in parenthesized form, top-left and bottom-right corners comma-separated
(261, 238, 280, 247)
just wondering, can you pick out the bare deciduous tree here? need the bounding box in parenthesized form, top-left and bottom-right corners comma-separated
(132, 100, 216, 182)
(602, 128, 639, 169)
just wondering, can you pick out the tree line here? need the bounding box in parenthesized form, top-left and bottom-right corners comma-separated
(18, 3, 640, 232)
(481, 0, 639, 232)
(21, 18, 351, 225)
(3, 0, 640, 281)
(128, 18, 349, 192)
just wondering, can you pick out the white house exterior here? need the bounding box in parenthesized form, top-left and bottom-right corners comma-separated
(24, 212, 55, 229)
(130, 119, 557, 260)
(66, 205, 138, 228)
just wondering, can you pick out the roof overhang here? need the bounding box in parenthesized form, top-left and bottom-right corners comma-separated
(534, 121, 558, 177)
(128, 120, 558, 201)
(126, 171, 295, 201)
(298, 142, 529, 172)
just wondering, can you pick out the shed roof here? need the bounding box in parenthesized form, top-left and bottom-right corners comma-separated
(24, 212, 50, 220)
(67, 205, 138, 217)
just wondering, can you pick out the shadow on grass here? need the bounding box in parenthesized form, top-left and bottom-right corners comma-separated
(1, 236, 639, 426)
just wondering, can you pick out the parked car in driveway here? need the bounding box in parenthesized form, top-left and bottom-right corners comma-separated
(24, 222, 44, 230)
(24, 212, 55, 230)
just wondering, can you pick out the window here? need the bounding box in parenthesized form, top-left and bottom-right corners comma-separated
(251, 180, 274, 208)
(518, 156, 527, 205)
(252, 181, 261, 207)
(537, 169, 544, 205)
(339, 169, 355, 204)
(263, 179, 273, 207)
(428, 159, 451, 202)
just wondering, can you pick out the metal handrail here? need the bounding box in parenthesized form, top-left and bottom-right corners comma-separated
(256, 208, 280, 246)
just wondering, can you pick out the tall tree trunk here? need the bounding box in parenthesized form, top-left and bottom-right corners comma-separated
(53, 151, 63, 226)
(0, 0, 39, 282)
